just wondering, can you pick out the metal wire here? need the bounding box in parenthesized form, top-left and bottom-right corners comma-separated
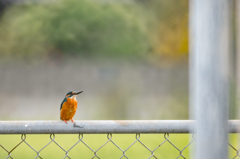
(228, 143, 240, 159)
(0, 133, 238, 159)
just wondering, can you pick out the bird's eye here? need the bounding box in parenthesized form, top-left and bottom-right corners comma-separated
(66, 94, 71, 97)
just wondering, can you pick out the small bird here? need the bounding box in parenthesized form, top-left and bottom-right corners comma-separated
(60, 91, 83, 124)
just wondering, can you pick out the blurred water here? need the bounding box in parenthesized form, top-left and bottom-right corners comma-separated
(0, 58, 188, 120)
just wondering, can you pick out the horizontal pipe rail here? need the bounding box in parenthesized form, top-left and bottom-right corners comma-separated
(0, 120, 239, 134)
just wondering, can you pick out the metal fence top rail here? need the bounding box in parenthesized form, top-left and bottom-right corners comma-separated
(0, 120, 239, 134)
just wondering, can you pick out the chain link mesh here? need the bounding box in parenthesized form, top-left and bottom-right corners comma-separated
(0, 133, 238, 159)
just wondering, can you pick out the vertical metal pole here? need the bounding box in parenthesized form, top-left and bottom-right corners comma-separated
(189, 0, 229, 158)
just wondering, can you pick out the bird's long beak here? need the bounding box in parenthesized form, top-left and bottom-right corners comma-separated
(74, 91, 83, 95)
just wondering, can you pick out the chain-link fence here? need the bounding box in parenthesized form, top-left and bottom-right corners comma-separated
(0, 120, 239, 158)
(1, 133, 196, 159)
(0, 0, 238, 159)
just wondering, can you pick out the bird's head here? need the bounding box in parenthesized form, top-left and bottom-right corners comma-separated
(65, 91, 83, 100)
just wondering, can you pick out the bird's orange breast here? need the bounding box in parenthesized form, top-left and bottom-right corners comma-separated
(60, 98, 78, 120)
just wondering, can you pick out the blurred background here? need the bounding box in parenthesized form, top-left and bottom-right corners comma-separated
(0, 0, 239, 158)
(0, 0, 233, 121)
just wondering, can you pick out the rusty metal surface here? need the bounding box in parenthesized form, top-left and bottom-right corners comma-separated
(0, 120, 239, 134)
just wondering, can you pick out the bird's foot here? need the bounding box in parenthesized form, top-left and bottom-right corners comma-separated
(64, 120, 67, 124)
(71, 119, 74, 123)
(73, 122, 83, 128)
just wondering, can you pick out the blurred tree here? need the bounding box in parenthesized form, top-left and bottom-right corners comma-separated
(0, 0, 189, 65)
(0, 0, 149, 60)
(138, 0, 189, 64)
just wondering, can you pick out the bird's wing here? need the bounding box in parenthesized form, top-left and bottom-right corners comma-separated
(60, 98, 67, 110)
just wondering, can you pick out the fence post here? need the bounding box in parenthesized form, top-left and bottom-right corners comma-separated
(189, 0, 230, 158)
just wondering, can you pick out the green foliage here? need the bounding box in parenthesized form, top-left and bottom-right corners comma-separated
(139, 0, 189, 64)
(0, 0, 148, 59)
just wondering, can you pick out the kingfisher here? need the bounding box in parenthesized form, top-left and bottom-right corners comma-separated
(60, 91, 83, 124)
